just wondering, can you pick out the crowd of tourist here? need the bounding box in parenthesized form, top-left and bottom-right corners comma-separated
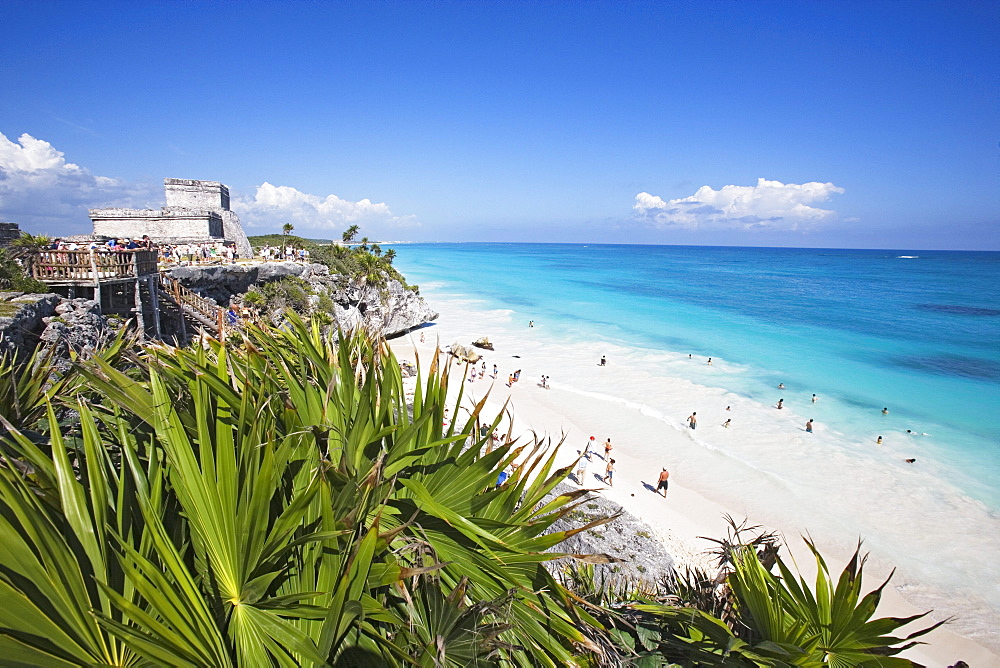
(161, 241, 240, 264)
(258, 244, 311, 262)
(45, 237, 317, 267)
(50, 235, 156, 252)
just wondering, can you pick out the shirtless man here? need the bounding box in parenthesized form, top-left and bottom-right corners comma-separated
(603, 438, 613, 459)
(603, 459, 615, 486)
(656, 468, 670, 497)
(687, 412, 697, 429)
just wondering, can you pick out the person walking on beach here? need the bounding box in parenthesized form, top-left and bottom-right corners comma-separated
(687, 412, 697, 429)
(877, 435, 883, 445)
(776, 398, 784, 410)
(656, 468, 670, 497)
(723, 419, 731, 428)
(575, 456, 588, 486)
(603, 438, 612, 459)
(599, 355, 606, 366)
(604, 459, 615, 486)
(493, 364, 498, 377)
(707, 357, 713, 365)
(805, 419, 814, 433)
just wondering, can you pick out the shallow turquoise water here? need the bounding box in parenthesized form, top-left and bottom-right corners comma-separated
(394, 243, 1000, 507)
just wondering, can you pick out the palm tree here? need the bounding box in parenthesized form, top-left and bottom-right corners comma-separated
(357, 236, 370, 253)
(341, 224, 360, 245)
(282, 222, 294, 236)
(384, 248, 396, 264)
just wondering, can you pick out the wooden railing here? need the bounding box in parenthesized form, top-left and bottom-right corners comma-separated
(159, 274, 223, 333)
(27, 250, 160, 283)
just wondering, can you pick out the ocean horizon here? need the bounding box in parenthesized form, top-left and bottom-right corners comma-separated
(393, 242, 1000, 641)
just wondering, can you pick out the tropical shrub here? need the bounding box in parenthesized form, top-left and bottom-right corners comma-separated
(0, 315, 613, 666)
(0, 247, 46, 292)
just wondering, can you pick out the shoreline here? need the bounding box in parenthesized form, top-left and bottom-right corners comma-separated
(388, 295, 1000, 666)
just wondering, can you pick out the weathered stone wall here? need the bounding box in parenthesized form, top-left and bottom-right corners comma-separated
(220, 210, 252, 259)
(91, 208, 224, 240)
(164, 178, 230, 210)
(0, 222, 20, 246)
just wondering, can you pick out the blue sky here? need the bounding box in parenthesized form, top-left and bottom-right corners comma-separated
(1, 0, 996, 249)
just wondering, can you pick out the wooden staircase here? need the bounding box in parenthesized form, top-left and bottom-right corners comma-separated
(157, 274, 226, 337)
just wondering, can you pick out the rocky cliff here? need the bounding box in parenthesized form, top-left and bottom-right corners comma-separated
(3, 259, 436, 367)
(0, 293, 109, 368)
(165, 262, 438, 338)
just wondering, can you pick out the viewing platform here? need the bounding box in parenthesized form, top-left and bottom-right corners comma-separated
(26, 249, 159, 286)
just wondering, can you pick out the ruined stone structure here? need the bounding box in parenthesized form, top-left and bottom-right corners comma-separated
(89, 179, 253, 258)
(0, 222, 21, 246)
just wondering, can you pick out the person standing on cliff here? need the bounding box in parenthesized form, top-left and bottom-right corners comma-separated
(656, 468, 670, 497)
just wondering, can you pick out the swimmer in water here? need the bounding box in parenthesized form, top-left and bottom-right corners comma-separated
(777, 383, 785, 389)
(876, 435, 883, 445)
(707, 357, 713, 365)
(882, 407, 889, 415)
(812, 393, 818, 402)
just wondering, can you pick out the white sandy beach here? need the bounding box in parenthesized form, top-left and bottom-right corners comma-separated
(389, 301, 1000, 667)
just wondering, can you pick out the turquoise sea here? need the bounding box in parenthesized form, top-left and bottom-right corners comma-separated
(393, 243, 1000, 634)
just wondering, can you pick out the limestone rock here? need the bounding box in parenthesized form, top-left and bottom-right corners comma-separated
(0, 293, 61, 363)
(543, 482, 675, 587)
(165, 262, 438, 338)
(39, 298, 109, 370)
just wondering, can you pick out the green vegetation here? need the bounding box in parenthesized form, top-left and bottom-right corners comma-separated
(247, 230, 409, 289)
(0, 309, 943, 665)
(0, 316, 616, 666)
(561, 517, 944, 666)
(0, 248, 47, 293)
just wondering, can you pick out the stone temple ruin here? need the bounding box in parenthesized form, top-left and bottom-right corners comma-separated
(89, 178, 253, 258)
(0, 222, 21, 246)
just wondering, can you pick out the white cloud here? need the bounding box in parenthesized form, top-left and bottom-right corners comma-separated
(634, 178, 845, 230)
(233, 182, 418, 236)
(0, 131, 156, 234)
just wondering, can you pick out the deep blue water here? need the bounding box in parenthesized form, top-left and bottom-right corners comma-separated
(393, 243, 1000, 506)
